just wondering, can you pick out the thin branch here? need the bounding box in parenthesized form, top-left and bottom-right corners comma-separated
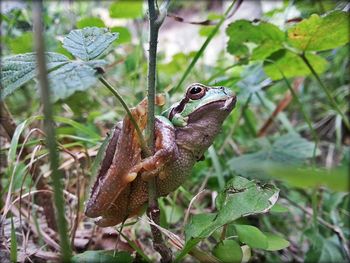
(32, 1, 72, 261)
(147, 0, 172, 262)
(99, 76, 150, 156)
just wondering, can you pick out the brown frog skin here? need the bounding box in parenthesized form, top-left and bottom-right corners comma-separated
(85, 83, 236, 227)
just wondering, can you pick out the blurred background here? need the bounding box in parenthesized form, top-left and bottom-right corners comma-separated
(1, 0, 349, 262)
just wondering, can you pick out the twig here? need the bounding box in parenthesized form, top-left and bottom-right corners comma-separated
(146, 0, 172, 262)
(32, 1, 72, 261)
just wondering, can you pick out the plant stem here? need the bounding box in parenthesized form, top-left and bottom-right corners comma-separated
(32, 1, 72, 261)
(99, 76, 150, 156)
(299, 53, 350, 129)
(174, 0, 241, 92)
(147, 0, 172, 262)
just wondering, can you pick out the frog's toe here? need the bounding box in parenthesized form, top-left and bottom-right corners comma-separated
(94, 215, 124, 227)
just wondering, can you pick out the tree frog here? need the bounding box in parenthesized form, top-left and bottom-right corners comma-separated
(85, 83, 236, 227)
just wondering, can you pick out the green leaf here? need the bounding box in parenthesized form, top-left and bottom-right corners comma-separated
(184, 214, 217, 242)
(7, 32, 34, 54)
(71, 250, 133, 263)
(109, 0, 143, 19)
(263, 49, 328, 80)
(229, 133, 319, 179)
(46, 60, 106, 101)
(264, 165, 348, 192)
(111, 26, 132, 44)
(226, 19, 285, 60)
(62, 27, 118, 61)
(1, 52, 69, 100)
(264, 232, 290, 251)
(180, 176, 279, 261)
(235, 225, 268, 249)
(287, 11, 349, 51)
(212, 240, 243, 263)
(77, 17, 105, 29)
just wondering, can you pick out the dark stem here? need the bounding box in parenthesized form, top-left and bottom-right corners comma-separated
(299, 53, 350, 129)
(32, 1, 72, 261)
(147, 0, 172, 262)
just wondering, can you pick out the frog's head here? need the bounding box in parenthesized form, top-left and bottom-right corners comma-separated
(163, 83, 236, 155)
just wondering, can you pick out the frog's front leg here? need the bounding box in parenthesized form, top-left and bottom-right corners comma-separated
(140, 117, 177, 181)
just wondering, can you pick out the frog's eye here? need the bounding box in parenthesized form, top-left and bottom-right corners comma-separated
(187, 85, 206, 100)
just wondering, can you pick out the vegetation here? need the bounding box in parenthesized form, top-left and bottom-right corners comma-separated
(0, 0, 349, 262)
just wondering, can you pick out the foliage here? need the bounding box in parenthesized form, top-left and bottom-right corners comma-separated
(0, 1, 349, 262)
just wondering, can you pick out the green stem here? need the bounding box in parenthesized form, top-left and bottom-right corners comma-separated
(299, 53, 350, 129)
(99, 76, 150, 156)
(33, 1, 72, 261)
(174, 0, 240, 92)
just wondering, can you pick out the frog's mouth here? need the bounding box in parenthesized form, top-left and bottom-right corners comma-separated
(221, 96, 237, 111)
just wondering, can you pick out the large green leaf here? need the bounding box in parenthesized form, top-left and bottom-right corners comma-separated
(229, 133, 319, 179)
(263, 49, 328, 80)
(226, 19, 285, 60)
(178, 176, 279, 262)
(287, 11, 349, 51)
(62, 27, 118, 61)
(72, 250, 133, 263)
(46, 60, 106, 101)
(109, 0, 143, 19)
(1, 52, 70, 100)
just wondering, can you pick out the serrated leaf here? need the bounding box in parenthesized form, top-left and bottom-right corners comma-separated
(71, 250, 133, 263)
(1, 52, 69, 100)
(109, 0, 143, 19)
(263, 49, 328, 80)
(264, 232, 290, 251)
(46, 60, 106, 101)
(226, 19, 285, 60)
(212, 240, 243, 263)
(229, 133, 319, 179)
(235, 225, 268, 249)
(288, 11, 349, 51)
(77, 17, 105, 29)
(62, 27, 118, 61)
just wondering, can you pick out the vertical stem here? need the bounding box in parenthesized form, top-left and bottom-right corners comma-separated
(147, 0, 172, 262)
(33, 1, 72, 261)
(299, 53, 350, 129)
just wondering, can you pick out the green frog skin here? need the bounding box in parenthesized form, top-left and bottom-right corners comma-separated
(85, 83, 236, 226)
